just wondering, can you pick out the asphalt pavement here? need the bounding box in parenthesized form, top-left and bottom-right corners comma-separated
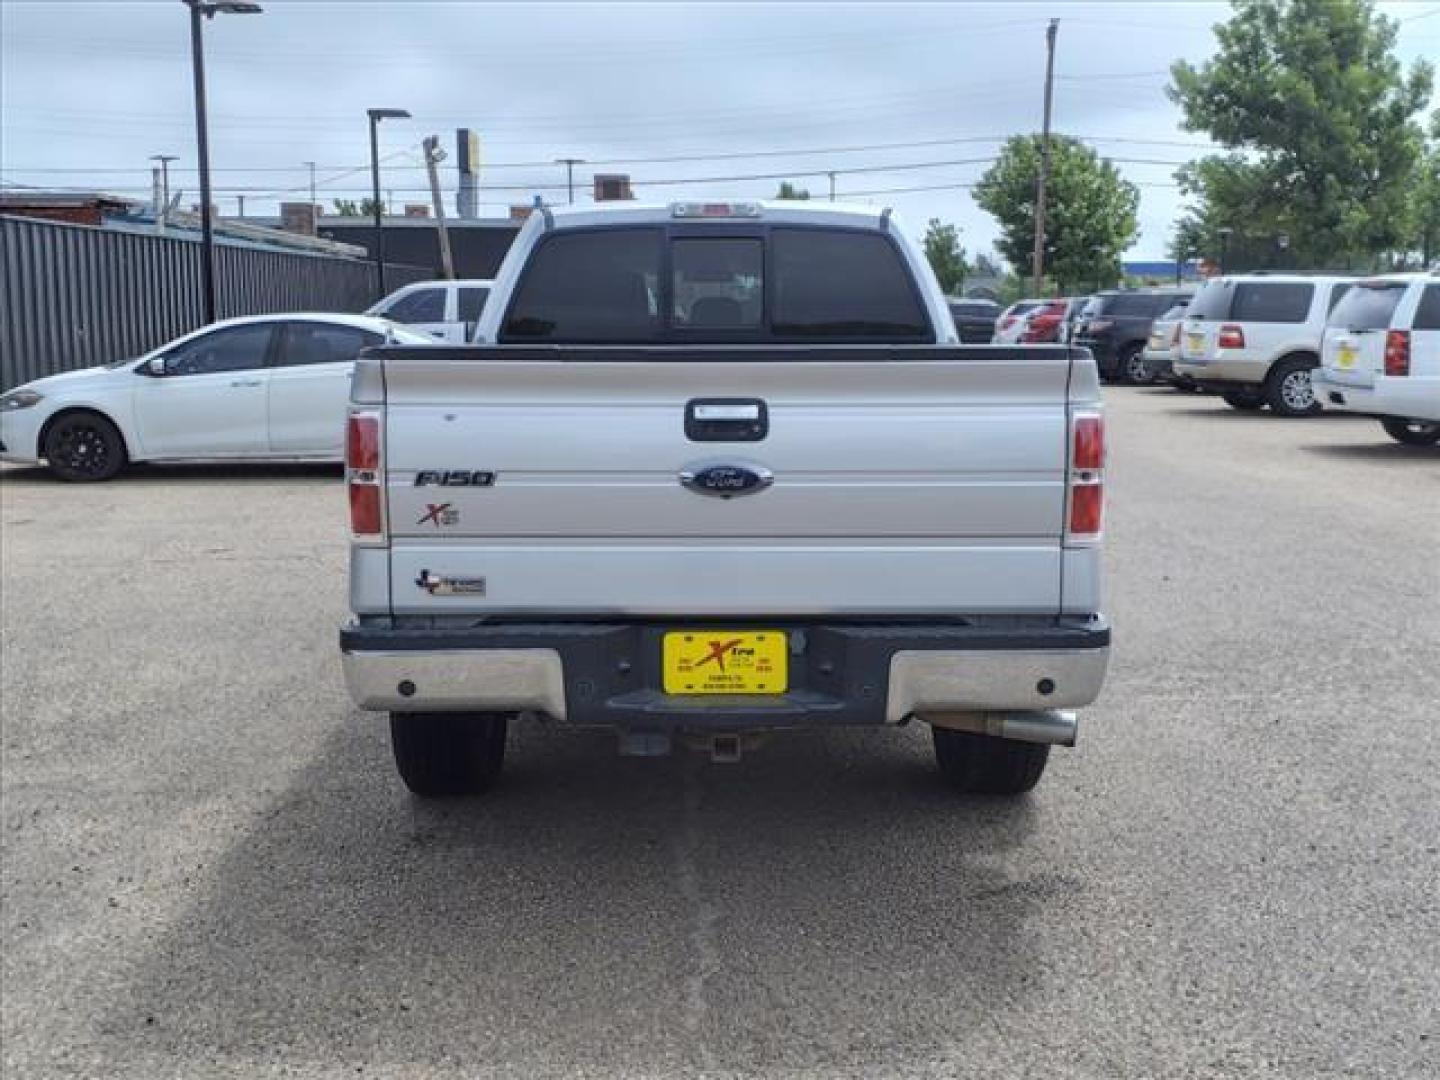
(2, 388, 1438, 1079)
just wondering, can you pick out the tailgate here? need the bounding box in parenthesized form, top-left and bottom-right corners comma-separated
(1322, 329, 1385, 386)
(377, 348, 1078, 616)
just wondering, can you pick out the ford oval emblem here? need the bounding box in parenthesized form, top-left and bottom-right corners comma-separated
(679, 461, 774, 498)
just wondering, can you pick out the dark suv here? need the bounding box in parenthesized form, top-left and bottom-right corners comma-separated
(1074, 289, 1193, 383)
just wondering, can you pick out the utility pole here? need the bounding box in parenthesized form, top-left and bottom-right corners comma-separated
(304, 160, 316, 209)
(236, 193, 245, 217)
(149, 154, 177, 210)
(554, 158, 584, 204)
(828, 171, 836, 202)
(151, 167, 165, 233)
(1031, 18, 1058, 295)
(423, 135, 456, 280)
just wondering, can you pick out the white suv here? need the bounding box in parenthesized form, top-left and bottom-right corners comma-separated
(1314, 273, 1440, 446)
(1173, 274, 1355, 416)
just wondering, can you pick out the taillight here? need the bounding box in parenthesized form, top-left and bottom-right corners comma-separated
(1067, 411, 1105, 544)
(1384, 330, 1411, 376)
(346, 410, 385, 543)
(1218, 324, 1245, 349)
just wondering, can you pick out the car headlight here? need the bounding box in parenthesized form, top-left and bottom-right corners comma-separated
(0, 389, 44, 412)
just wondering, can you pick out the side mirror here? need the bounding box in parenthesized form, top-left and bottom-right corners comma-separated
(146, 356, 168, 377)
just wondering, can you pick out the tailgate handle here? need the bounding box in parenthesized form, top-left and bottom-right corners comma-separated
(685, 398, 768, 442)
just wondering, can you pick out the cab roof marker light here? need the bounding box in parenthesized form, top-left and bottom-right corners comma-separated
(670, 201, 763, 219)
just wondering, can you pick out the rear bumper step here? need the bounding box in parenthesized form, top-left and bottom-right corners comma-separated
(341, 617, 1110, 732)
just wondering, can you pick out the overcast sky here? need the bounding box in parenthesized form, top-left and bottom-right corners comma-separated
(2, 0, 1436, 262)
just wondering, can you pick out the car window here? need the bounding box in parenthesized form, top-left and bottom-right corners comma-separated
(385, 287, 447, 324)
(1187, 281, 1232, 320)
(163, 324, 274, 376)
(457, 287, 489, 325)
(1327, 282, 1408, 330)
(1099, 294, 1174, 318)
(949, 302, 996, 319)
(1230, 282, 1314, 323)
(1158, 303, 1188, 321)
(277, 322, 383, 367)
(1412, 285, 1440, 331)
(672, 238, 763, 330)
(1326, 283, 1352, 313)
(502, 228, 663, 342)
(771, 229, 928, 339)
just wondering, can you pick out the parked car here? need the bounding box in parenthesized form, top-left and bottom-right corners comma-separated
(365, 279, 493, 343)
(992, 299, 1045, 344)
(1018, 299, 1070, 343)
(1172, 274, 1354, 416)
(1140, 300, 1192, 387)
(0, 314, 433, 481)
(340, 200, 1110, 798)
(1313, 272, 1440, 445)
(947, 298, 1001, 344)
(1073, 289, 1193, 383)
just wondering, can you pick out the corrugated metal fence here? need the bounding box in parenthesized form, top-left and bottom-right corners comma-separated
(0, 215, 431, 389)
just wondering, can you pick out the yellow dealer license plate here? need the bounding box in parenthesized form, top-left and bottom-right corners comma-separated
(1186, 332, 1205, 354)
(662, 631, 787, 695)
(1337, 343, 1357, 370)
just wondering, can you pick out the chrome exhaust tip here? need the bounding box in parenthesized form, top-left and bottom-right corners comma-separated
(926, 709, 1079, 747)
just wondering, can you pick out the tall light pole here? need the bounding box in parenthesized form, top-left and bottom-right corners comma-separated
(303, 160, 316, 209)
(149, 154, 177, 210)
(1031, 18, 1059, 295)
(368, 107, 410, 299)
(554, 158, 585, 204)
(184, 0, 262, 325)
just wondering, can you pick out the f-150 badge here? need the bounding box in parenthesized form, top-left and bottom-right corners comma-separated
(679, 462, 774, 499)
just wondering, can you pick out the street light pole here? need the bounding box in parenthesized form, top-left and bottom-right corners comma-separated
(149, 154, 177, 210)
(1217, 226, 1234, 275)
(367, 108, 411, 299)
(554, 158, 585, 205)
(183, 1, 262, 325)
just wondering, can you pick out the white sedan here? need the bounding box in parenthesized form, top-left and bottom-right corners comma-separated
(0, 313, 432, 481)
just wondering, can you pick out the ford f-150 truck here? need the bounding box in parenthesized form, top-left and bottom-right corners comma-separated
(340, 201, 1110, 798)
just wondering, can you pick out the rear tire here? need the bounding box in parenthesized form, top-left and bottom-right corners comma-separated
(932, 728, 1050, 795)
(1222, 386, 1266, 411)
(389, 711, 509, 797)
(41, 411, 126, 481)
(1265, 356, 1322, 417)
(1380, 418, 1440, 446)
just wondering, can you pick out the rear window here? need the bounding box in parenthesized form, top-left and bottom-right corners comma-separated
(1158, 303, 1189, 321)
(1186, 281, 1232, 320)
(501, 225, 928, 343)
(771, 229, 927, 339)
(672, 238, 763, 330)
(385, 287, 446, 324)
(1415, 285, 1440, 331)
(1231, 282, 1314, 323)
(503, 228, 663, 342)
(1327, 282, 1407, 331)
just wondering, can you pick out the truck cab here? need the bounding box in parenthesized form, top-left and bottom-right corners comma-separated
(340, 201, 1110, 798)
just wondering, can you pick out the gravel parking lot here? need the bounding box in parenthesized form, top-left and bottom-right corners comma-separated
(2, 388, 1437, 1080)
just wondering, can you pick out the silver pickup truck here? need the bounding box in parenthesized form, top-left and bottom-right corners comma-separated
(340, 201, 1110, 797)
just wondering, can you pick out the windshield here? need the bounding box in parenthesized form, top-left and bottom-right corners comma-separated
(1327, 282, 1407, 330)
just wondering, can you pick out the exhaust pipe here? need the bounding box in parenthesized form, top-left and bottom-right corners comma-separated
(928, 709, 1078, 747)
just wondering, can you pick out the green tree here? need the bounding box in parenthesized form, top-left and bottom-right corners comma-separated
(1410, 114, 1440, 266)
(922, 218, 969, 295)
(332, 197, 385, 217)
(774, 181, 811, 200)
(1168, 0, 1433, 268)
(973, 134, 1139, 292)
(973, 252, 1004, 278)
